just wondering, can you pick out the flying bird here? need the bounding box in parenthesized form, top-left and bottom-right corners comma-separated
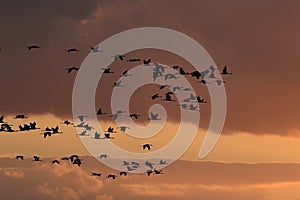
(113, 54, 125, 61)
(96, 108, 106, 115)
(26, 45, 40, 50)
(141, 143, 153, 150)
(143, 58, 151, 65)
(221, 65, 232, 75)
(66, 66, 79, 73)
(73, 158, 82, 166)
(91, 173, 101, 177)
(107, 174, 117, 179)
(65, 48, 79, 53)
(119, 171, 128, 176)
(126, 58, 141, 62)
(197, 96, 207, 103)
(117, 126, 130, 132)
(15, 114, 27, 119)
(163, 92, 175, 102)
(15, 155, 24, 160)
(130, 114, 140, 119)
(0, 115, 5, 123)
(62, 120, 73, 125)
(150, 93, 162, 100)
(51, 160, 60, 164)
(150, 112, 160, 120)
(33, 156, 41, 161)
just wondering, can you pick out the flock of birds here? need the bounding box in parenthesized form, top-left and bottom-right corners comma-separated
(0, 42, 232, 176)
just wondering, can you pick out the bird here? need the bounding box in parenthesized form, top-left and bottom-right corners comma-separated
(91, 173, 101, 177)
(94, 132, 101, 139)
(159, 160, 168, 165)
(143, 58, 151, 65)
(199, 79, 209, 85)
(62, 120, 73, 125)
(126, 58, 141, 62)
(119, 171, 128, 176)
(172, 86, 182, 92)
(51, 126, 62, 134)
(43, 131, 52, 139)
(0, 115, 5, 123)
(104, 133, 114, 139)
(145, 161, 154, 169)
(197, 96, 207, 103)
(221, 65, 232, 75)
(141, 143, 153, 150)
(150, 112, 160, 120)
(112, 80, 122, 87)
(106, 126, 116, 133)
(130, 114, 140, 119)
(90, 46, 102, 53)
(179, 67, 187, 75)
(72, 158, 82, 166)
(99, 154, 109, 159)
(65, 48, 79, 53)
(153, 169, 163, 175)
(113, 54, 125, 61)
(61, 157, 70, 161)
(214, 79, 226, 86)
(70, 154, 79, 162)
(96, 108, 107, 115)
(102, 68, 114, 74)
(107, 174, 117, 179)
(120, 70, 130, 77)
(117, 126, 130, 132)
(126, 166, 136, 171)
(190, 71, 201, 79)
(33, 156, 41, 161)
(146, 170, 153, 176)
(66, 66, 79, 73)
(172, 65, 180, 70)
(26, 45, 40, 50)
(163, 92, 175, 102)
(15, 155, 24, 160)
(76, 115, 88, 122)
(29, 122, 39, 130)
(150, 93, 161, 100)
(15, 114, 27, 119)
(164, 73, 177, 81)
(51, 160, 60, 164)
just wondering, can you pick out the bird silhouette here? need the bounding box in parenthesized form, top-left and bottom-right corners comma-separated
(90, 46, 102, 53)
(197, 96, 207, 103)
(62, 120, 73, 125)
(126, 166, 136, 171)
(91, 173, 101, 177)
(76, 115, 88, 122)
(70, 154, 79, 162)
(119, 171, 128, 176)
(102, 68, 114, 74)
(43, 131, 52, 138)
(65, 48, 79, 53)
(150, 93, 162, 100)
(51, 160, 60, 164)
(163, 92, 175, 102)
(15, 155, 24, 160)
(51, 126, 62, 134)
(141, 143, 153, 150)
(94, 132, 101, 139)
(26, 45, 40, 50)
(66, 66, 79, 73)
(0, 115, 5, 123)
(72, 158, 82, 166)
(214, 79, 226, 86)
(112, 80, 122, 87)
(113, 54, 125, 61)
(29, 122, 39, 130)
(61, 157, 70, 161)
(190, 71, 201, 79)
(143, 58, 151, 65)
(96, 108, 107, 115)
(179, 67, 187, 75)
(146, 170, 153, 176)
(145, 161, 154, 169)
(164, 73, 177, 81)
(150, 112, 160, 120)
(120, 70, 129, 77)
(33, 156, 41, 161)
(107, 174, 117, 179)
(172, 86, 182, 92)
(130, 114, 140, 119)
(106, 126, 116, 133)
(99, 154, 109, 159)
(159, 160, 168, 165)
(117, 126, 130, 132)
(103, 133, 114, 139)
(15, 114, 27, 119)
(153, 169, 163, 175)
(172, 65, 180, 70)
(221, 65, 232, 75)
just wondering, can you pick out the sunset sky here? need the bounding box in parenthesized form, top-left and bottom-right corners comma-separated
(0, 0, 300, 199)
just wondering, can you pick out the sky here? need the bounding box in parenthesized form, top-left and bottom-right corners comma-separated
(0, 0, 300, 199)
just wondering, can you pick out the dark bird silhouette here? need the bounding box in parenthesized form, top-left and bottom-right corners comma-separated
(62, 120, 73, 125)
(96, 108, 106, 115)
(150, 93, 161, 100)
(26, 45, 40, 50)
(163, 92, 175, 102)
(107, 174, 117, 179)
(179, 67, 187, 75)
(15, 155, 24, 160)
(159, 160, 167, 165)
(0, 123, 14, 132)
(33, 156, 41, 161)
(103, 68, 114, 74)
(66, 66, 79, 73)
(221, 65, 232, 75)
(72, 158, 82, 166)
(150, 112, 160, 120)
(76, 115, 88, 122)
(29, 122, 39, 130)
(112, 80, 122, 87)
(61, 157, 70, 161)
(146, 170, 153, 176)
(197, 96, 207, 103)
(43, 131, 52, 139)
(106, 126, 116, 133)
(118, 126, 130, 132)
(172, 65, 179, 70)
(153, 169, 163, 175)
(145, 161, 154, 169)
(113, 54, 125, 60)
(190, 71, 201, 79)
(91, 173, 101, 177)
(19, 124, 31, 131)
(104, 133, 114, 139)
(66, 48, 79, 53)
(52, 126, 62, 134)
(199, 79, 209, 85)
(51, 160, 60, 164)
(143, 58, 151, 65)
(129, 114, 140, 119)
(119, 171, 128, 176)
(120, 70, 130, 77)
(99, 154, 109, 159)
(70, 154, 79, 162)
(0, 115, 5, 123)
(141, 143, 153, 150)
(15, 114, 27, 119)
(126, 58, 141, 62)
